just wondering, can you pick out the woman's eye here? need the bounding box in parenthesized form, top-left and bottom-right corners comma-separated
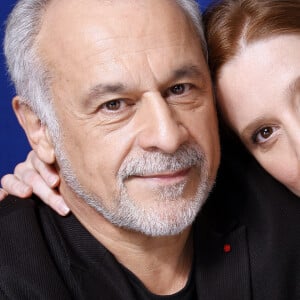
(252, 126, 276, 144)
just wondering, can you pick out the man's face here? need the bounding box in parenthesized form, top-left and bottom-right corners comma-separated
(37, 0, 220, 235)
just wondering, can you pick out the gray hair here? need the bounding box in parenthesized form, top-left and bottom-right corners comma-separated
(4, 0, 206, 139)
(4, 0, 59, 140)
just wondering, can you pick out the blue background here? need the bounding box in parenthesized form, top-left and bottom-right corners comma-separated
(0, 0, 212, 178)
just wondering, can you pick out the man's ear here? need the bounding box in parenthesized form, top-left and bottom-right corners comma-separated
(12, 96, 56, 164)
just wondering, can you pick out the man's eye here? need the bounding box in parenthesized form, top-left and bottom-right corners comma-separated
(101, 100, 122, 111)
(252, 126, 276, 144)
(168, 83, 192, 96)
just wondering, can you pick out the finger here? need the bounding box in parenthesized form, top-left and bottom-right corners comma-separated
(10, 167, 69, 215)
(30, 152, 60, 188)
(1, 174, 33, 198)
(39, 186, 70, 216)
(2, 173, 69, 215)
(24, 167, 69, 215)
(40, 191, 70, 216)
(14, 151, 60, 188)
(0, 188, 8, 201)
(14, 160, 58, 191)
(12, 152, 68, 215)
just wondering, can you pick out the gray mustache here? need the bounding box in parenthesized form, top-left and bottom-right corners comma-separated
(118, 144, 204, 180)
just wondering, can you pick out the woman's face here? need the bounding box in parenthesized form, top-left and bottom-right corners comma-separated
(217, 34, 300, 196)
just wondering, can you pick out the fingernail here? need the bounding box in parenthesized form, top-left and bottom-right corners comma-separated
(22, 186, 31, 194)
(48, 175, 58, 186)
(59, 202, 70, 215)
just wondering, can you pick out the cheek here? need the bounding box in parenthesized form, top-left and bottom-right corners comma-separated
(254, 152, 300, 194)
(57, 122, 128, 199)
(183, 106, 220, 179)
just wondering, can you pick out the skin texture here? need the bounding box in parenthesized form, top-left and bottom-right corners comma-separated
(11, 0, 220, 294)
(217, 34, 300, 196)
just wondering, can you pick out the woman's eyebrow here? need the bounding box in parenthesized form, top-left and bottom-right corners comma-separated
(287, 76, 300, 97)
(171, 65, 206, 82)
(241, 117, 266, 140)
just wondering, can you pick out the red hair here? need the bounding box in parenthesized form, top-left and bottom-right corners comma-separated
(203, 0, 300, 81)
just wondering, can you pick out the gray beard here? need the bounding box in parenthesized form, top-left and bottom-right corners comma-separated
(55, 143, 213, 237)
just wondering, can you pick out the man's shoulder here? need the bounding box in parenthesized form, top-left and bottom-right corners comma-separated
(0, 194, 36, 216)
(0, 195, 39, 235)
(0, 195, 44, 246)
(0, 195, 72, 299)
(0, 194, 54, 270)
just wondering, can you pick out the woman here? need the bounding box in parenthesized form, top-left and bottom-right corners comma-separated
(1, 0, 300, 212)
(203, 0, 300, 196)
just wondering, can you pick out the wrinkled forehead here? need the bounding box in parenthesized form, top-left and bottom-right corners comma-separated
(36, 0, 202, 65)
(34, 0, 208, 95)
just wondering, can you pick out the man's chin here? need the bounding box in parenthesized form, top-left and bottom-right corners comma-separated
(102, 195, 203, 237)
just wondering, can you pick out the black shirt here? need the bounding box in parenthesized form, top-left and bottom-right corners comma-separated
(122, 261, 197, 299)
(1, 146, 300, 300)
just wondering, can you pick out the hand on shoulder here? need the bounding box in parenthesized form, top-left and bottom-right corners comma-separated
(0, 150, 69, 216)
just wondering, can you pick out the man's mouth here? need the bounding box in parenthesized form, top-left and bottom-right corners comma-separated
(128, 168, 191, 185)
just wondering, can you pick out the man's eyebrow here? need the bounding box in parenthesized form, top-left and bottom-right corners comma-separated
(84, 65, 206, 104)
(85, 83, 126, 104)
(171, 65, 206, 82)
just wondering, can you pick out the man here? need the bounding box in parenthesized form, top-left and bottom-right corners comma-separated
(2, 0, 221, 298)
(1, 0, 300, 299)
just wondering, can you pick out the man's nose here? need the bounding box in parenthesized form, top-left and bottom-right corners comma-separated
(135, 93, 189, 153)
